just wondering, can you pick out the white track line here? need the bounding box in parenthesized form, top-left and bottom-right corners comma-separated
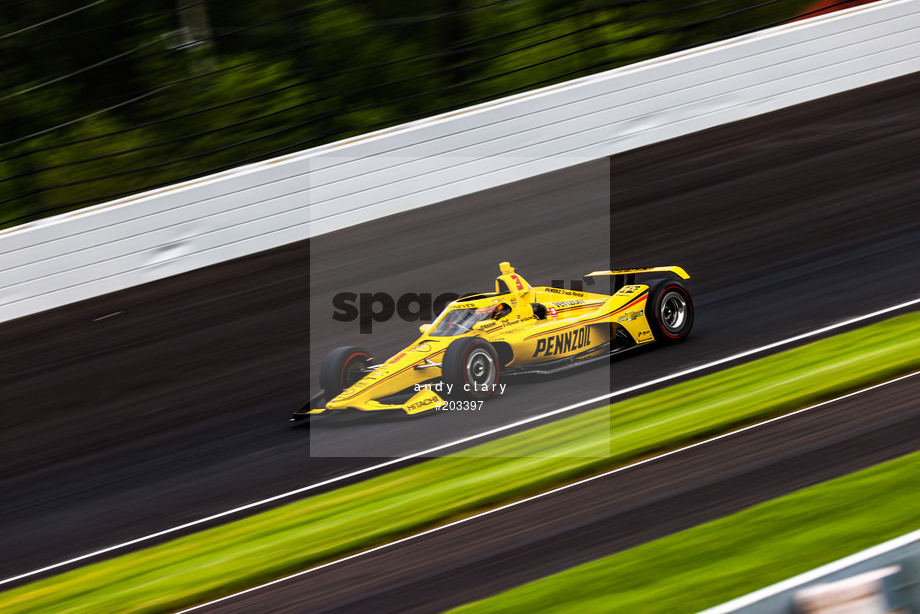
(176, 368, 920, 613)
(2, 296, 919, 588)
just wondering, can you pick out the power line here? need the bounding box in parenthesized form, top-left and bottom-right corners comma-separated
(1, 86, 171, 149)
(0, 0, 773, 200)
(0, 0, 517, 159)
(1, 0, 827, 225)
(0, 0, 109, 40)
(0, 38, 160, 103)
(0, 2, 190, 51)
(0, 0, 644, 159)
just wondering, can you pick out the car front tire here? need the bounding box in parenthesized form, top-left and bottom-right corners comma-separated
(319, 346, 374, 399)
(442, 337, 501, 400)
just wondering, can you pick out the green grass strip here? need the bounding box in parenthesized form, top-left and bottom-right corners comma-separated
(448, 443, 920, 614)
(3, 310, 920, 613)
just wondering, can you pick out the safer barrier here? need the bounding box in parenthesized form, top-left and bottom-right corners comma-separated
(700, 527, 920, 613)
(1, 0, 918, 324)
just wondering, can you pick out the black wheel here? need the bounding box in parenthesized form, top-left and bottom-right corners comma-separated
(442, 337, 501, 400)
(319, 346, 374, 399)
(646, 280, 693, 343)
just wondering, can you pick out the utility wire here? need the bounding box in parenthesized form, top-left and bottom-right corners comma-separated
(0, 0, 747, 196)
(0, 0, 671, 174)
(0, 0, 109, 40)
(2, 0, 840, 224)
(0, 0, 773, 198)
(0, 0, 511, 153)
(0, 38, 161, 102)
(0, 0, 665, 159)
(2, 87, 171, 148)
(0, 2, 191, 51)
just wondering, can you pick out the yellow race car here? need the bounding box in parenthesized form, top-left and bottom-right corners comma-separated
(293, 262, 692, 419)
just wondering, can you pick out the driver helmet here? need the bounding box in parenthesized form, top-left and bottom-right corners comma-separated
(492, 302, 512, 320)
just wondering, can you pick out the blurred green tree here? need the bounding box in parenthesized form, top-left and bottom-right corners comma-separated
(0, 0, 813, 226)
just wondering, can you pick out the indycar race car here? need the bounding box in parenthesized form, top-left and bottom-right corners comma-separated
(292, 262, 692, 420)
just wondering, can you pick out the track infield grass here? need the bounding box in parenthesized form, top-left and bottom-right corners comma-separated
(2, 310, 920, 613)
(448, 444, 920, 614)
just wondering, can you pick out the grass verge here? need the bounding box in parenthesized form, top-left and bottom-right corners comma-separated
(3, 310, 920, 613)
(448, 445, 920, 614)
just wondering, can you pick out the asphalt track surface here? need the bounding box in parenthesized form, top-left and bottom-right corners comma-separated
(1, 70, 919, 599)
(191, 373, 920, 614)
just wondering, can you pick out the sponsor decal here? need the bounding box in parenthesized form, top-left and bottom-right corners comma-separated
(492, 317, 523, 333)
(617, 310, 643, 322)
(550, 300, 586, 309)
(548, 306, 558, 319)
(638, 330, 654, 341)
(532, 326, 592, 357)
(612, 293, 648, 315)
(406, 395, 440, 412)
(340, 378, 371, 397)
(544, 287, 585, 297)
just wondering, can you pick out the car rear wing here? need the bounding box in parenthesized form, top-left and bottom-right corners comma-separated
(584, 266, 689, 292)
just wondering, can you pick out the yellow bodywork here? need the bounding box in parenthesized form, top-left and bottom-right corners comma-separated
(308, 262, 688, 416)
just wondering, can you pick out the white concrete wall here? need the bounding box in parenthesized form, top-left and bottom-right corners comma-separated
(1, 0, 918, 323)
(700, 527, 920, 613)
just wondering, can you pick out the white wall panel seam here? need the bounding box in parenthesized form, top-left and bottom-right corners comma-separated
(312, 49, 920, 230)
(0, 0, 916, 323)
(305, 10, 916, 202)
(1, 212, 312, 309)
(305, 6, 912, 182)
(310, 35, 920, 223)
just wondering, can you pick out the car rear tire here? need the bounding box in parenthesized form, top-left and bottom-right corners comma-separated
(320, 346, 374, 399)
(443, 337, 501, 400)
(646, 280, 693, 343)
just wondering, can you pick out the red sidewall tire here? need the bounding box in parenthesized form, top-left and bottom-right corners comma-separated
(319, 346, 373, 399)
(647, 281, 693, 344)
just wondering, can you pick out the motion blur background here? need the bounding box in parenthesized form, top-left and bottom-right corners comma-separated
(4, 1, 920, 612)
(1, 0, 854, 229)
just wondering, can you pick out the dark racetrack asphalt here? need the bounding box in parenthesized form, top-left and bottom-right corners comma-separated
(194, 372, 920, 614)
(1, 71, 919, 610)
